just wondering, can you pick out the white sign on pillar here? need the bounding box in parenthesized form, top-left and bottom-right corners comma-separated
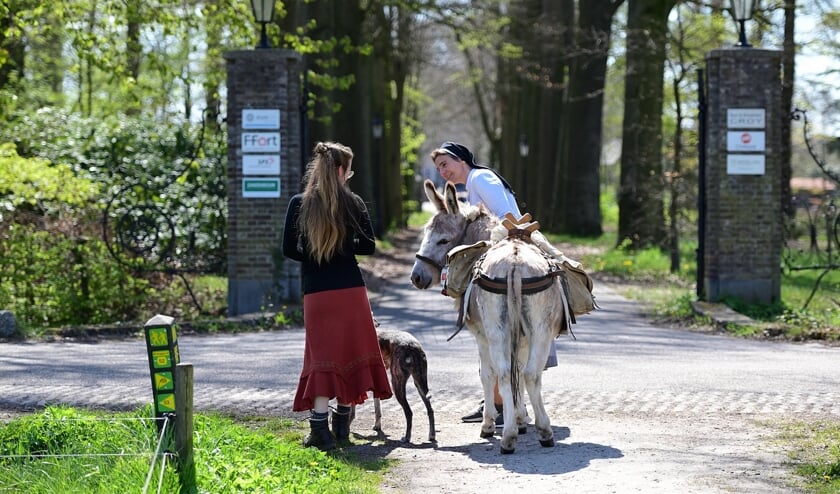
(726, 108, 766, 129)
(243, 155, 280, 175)
(726, 130, 765, 152)
(242, 132, 281, 153)
(726, 154, 765, 175)
(242, 109, 280, 130)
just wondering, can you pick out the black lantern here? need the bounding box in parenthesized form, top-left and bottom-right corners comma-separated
(730, 0, 756, 48)
(519, 134, 529, 158)
(371, 115, 384, 140)
(250, 0, 276, 49)
(371, 115, 384, 237)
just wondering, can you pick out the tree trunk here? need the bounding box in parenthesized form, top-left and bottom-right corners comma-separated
(560, 0, 623, 236)
(532, 0, 572, 229)
(780, 0, 795, 218)
(0, 3, 26, 93)
(125, 1, 142, 82)
(306, 0, 373, 214)
(617, 0, 676, 249)
(379, 5, 413, 235)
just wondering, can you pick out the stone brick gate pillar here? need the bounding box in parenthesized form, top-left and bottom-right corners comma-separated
(225, 49, 303, 316)
(701, 48, 783, 304)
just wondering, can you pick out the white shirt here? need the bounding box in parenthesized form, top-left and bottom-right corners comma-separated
(466, 168, 522, 219)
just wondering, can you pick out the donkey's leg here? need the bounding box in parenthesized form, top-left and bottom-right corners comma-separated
(524, 334, 554, 447)
(487, 323, 518, 453)
(513, 337, 532, 433)
(476, 344, 497, 439)
(496, 366, 519, 454)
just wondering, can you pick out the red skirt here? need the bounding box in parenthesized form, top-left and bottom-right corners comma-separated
(292, 286, 393, 411)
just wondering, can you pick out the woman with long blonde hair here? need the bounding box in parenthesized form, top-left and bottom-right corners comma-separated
(282, 141, 392, 451)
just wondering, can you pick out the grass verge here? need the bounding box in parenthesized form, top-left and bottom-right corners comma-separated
(0, 405, 387, 494)
(776, 420, 840, 493)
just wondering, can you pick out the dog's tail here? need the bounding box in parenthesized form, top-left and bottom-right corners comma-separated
(411, 351, 432, 401)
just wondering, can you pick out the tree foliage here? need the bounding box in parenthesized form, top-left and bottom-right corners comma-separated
(0, 0, 828, 325)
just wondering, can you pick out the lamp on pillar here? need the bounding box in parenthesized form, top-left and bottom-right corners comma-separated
(371, 115, 384, 237)
(729, 0, 755, 48)
(249, 0, 276, 49)
(372, 115, 384, 141)
(519, 133, 529, 191)
(519, 134, 530, 159)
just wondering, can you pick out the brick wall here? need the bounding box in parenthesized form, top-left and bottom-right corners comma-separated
(225, 49, 303, 316)
(702, 48, 783, 304)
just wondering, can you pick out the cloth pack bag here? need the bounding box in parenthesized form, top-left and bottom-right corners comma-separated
(443, 240, 492, 298)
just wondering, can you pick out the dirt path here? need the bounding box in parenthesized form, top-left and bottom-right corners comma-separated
(350, 410, 795, 494)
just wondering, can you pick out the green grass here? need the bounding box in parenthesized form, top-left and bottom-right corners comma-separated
(406, 210, 431, 228)
(586, 238, 840, 341)
(0, 406, 386, 494)
(545, 213, 840, 342)
(777, 421, 840, 493)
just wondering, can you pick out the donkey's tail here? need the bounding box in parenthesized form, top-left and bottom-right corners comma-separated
(507, 264, 523, 409)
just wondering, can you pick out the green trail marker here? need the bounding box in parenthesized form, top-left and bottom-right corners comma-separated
(144, 314, 180, 421)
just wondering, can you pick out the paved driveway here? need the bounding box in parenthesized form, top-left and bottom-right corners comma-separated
(0, 274, 837, 492)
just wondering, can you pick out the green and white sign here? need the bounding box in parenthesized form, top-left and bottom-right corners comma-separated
(243, 178, 281, 198)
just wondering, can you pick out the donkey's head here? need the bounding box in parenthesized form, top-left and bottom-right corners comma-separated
(410, 179, 490, 289)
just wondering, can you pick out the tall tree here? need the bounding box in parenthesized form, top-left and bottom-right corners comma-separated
(532, 0, 573, 228)
(495, 0, 573, 229)
(0, 1, 27, 93)
(369, 2, 418, 234)
(617, 0, 677, 249)
(780, 0, 795, 218)
(304, 0, 369, 198)
(559, 0, 624, 236)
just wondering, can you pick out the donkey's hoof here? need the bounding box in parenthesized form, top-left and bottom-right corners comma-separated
(539, 438, 555, 447)
(500, 446, 515, 454)
(518, 425, 527, 435)
(480, 429, 495, 438)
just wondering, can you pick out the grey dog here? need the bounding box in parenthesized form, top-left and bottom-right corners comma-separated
(363, 326, 436, 443)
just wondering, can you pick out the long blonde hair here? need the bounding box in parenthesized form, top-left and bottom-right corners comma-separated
(298, 141, 363, 264)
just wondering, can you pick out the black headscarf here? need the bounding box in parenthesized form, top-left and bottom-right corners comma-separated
(440, 141, 517, 197)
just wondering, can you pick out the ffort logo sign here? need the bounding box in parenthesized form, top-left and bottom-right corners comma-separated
(242, 132, 281, 153)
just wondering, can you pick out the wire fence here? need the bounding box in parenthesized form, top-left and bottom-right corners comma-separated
(0, 414, 176, 494)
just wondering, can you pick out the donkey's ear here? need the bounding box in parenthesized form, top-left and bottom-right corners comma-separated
(443, 181, 460, 215)
(424, 179, 445, 212)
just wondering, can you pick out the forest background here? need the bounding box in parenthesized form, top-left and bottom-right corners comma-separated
(2, 0, 840, 332)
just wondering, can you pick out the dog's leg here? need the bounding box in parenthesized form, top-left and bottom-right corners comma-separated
(373, 397, 382, 432)
(410, 352, 436, 443)
(390, 359, 413, 443)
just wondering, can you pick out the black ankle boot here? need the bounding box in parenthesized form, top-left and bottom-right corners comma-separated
(331, 405, 352, 442)
(304, 411, 336, 451)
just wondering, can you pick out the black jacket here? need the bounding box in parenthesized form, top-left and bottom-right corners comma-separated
(281, 193, 375, 294)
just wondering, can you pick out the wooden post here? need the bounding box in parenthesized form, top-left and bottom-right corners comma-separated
(174, 363, 196, 494)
